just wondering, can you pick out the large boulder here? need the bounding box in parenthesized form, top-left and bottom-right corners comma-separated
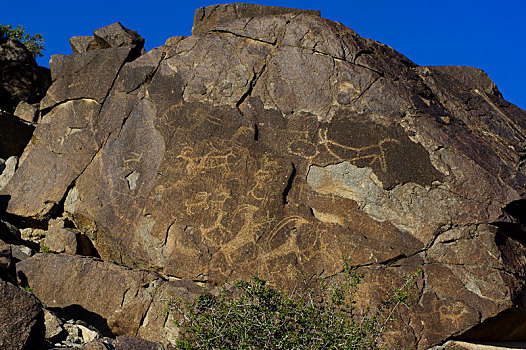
(0, 38, 48, 160)
(0, 39, 50, 114)
(70, 22, 145, 60)
(2, 4, 526, 348)
(0, 279, 44, 349)
(16, 253, 202, 345)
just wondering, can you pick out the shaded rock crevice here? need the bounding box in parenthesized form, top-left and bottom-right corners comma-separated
(210, 29, 278, 45)
(282, 162, 296, 204)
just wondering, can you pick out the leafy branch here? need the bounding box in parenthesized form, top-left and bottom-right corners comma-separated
(0, 24, 44, 57)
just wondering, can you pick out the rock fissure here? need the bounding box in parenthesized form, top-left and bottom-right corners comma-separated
(100, 51, 135, 105)
(282, 162, 296, 204)
(39, 96, 101, 117)
(127, 51, 167, 95)
(236, 63, 267, 110)
(353, 48, 375, 64)
(210, 29, 277, 46)
(355, 74, 381, 101)
(135, 299, 153, 337)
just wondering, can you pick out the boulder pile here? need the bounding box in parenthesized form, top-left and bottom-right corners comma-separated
(1, 3, 526, 349)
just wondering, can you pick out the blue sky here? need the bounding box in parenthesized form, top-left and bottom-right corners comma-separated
(2, 1, 525, 109)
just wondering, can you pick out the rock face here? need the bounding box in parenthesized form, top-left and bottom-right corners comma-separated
(0, 38, 50, 114)
(70, 22, 145, 55)
(1, 3, 526, 349)
(0, 279, 44, 349)
(192, 2, 321, 34)
(17, 253, 201, 345)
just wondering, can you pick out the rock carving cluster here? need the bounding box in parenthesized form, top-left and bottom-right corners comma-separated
(1, 3, 526, 349)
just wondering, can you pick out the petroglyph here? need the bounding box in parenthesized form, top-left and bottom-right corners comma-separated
(317, 128, 399, 172)
(265, 215, 310, 251)
(176, 137, 248, 176)
(123, 151, 144, 165)
(285, 121, 400, 173)
(210, 204, 261, 267)
(206, 115, 222, 126)
(248, 155, 282, 201)
(184, 187, 230, 216)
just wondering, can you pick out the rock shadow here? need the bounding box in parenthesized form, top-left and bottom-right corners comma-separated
(48, 304, 114, 338)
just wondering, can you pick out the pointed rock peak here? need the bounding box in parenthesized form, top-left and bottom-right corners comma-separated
(70, 22, 145, 57)
(93, 22, 145, 51)
(192, 2, 321, 35)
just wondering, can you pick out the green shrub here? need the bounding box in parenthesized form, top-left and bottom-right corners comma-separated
(166, 261, 419, 349)
(0, 24, 44, 57)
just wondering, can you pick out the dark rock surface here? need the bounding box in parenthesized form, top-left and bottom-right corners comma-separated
(0, 279, 44, 349)
(0, 39, 50, 114)
(70, 35, 103, 54)
(0, 111, 34, 159)
(0, 239, 15, 283)
(1, 4, 526, 349)
(70, 22, 145, 60)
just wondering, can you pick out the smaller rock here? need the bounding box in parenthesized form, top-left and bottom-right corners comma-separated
(69, 36, 105, 54)
(64, 321, 83, 344)
(14, 101, 39, 123)
(44, 308, 65, 342)
(115, 335, 164, 350)
(44, 219, 78, 254)
(429, 340, 526, 349)
(82, 340, 111, 350)
(164, 36, 186, 46)
(11, 244, 34, 261)
(0, 40, 51, 113)
(0, 219, 24, 245)
(0, 155, 17, 190)
(0, 39, 35, 65)
(62, 320, 104, 346)
(20, 227, 46, 244)
(93, 22, 145, 57)
(78, 324, 100, 343)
